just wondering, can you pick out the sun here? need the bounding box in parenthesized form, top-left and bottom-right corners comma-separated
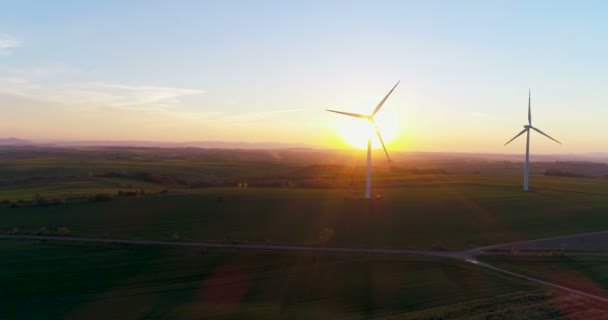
(335, 108, 401, 150)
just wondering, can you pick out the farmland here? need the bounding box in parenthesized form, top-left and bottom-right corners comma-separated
(1, 146, 608, 318)
(3, 240, 605, 320)
(479, 255, 608, 298)
(3, 179, 608, 250)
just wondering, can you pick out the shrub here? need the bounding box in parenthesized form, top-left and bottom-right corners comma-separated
(248, 180, 286, 188)
(36, 226, 49, 235)
(319, 227, 335, 245)
(296, 178, 332, 189)
(544, 168, 587, 178)
(117, 190, 138, 197)
(9, 227, 20, 235)
(134, 171, 184, 185)
(171, 232, 182, 241)
(509, 247, 520, 255)
(190, 180, 217, 188)
(410, 168, 448, 175)
(57, 227, 71, 236)
(33, 194, 65, 206)
(431, 242, 447, 251)
(89, 193, 112, 202)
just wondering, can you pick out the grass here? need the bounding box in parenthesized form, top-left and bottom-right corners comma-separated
(2, 175, 608, 249)
(3, 148, 608, 317)
(0, 177, 164, 201)
(478, 255, 608, 297)
(0, 240, 574, 320)
(0, 150, 300, 183)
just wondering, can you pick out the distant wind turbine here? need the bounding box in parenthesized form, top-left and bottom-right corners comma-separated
(326, 81, 400, 199)
(504, 90, 561, 191)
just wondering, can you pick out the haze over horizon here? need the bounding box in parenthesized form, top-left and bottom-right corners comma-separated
(1, 1, 607, 153)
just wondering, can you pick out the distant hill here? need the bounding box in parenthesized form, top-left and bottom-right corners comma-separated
(390, 151, 608, 164)
(2, 137, 608, 164)
(40, 140, 314, 150)
(0, 138, 33, 146)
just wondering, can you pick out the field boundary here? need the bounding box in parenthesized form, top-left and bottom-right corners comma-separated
(0, 234, 461, 258)
(3, 233, 608, 304)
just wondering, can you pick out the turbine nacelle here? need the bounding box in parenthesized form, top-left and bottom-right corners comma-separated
(505, 90, 561, 191)
(325, 81, 400, 200)
(326, 80, 400, 162)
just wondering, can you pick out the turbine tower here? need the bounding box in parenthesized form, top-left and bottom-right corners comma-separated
(326, 81, 399, 199)
(504, 90, 561, 191)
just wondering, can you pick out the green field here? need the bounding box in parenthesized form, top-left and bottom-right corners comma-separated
(1, 240, 594, 320)
(2, 175, 608, 249)
(2, 146, 608, 317)
(479, 255, 608, 297)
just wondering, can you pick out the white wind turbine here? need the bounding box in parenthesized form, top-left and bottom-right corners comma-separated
(504, 90, 561, 191)
(327, 81, 400, 199)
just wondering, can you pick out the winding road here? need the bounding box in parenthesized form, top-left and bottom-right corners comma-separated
(2, 231, 608, 304)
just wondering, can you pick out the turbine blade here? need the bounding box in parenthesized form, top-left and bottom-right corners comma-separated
(504, 128, 528, 146)
(326, 109, 368, 119)
(373, 122, 391, 162)
(531, 127, 561, 144)
(371, 80, 400, 117)
(528, 89, 532, 125)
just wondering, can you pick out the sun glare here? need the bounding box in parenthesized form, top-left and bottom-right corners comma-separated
(335, 108, 401, 150)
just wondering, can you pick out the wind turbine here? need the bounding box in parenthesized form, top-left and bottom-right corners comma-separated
(504, 90, 561, 191)
(326, 81, 400, 199)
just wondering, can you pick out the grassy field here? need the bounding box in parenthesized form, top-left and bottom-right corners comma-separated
(2, 174, 608, 249)
(2, 147, 608, 318)
(478, 255, 608, 297)
(0, 177, 164, 202)
(3, 240, 601, 320)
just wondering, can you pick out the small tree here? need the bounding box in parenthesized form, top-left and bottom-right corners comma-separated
(431, 242, 447, 251)
(89, 193, 112, 202)
(171, 232, 182, 241)
(34, 194, 65, 206)
(36, 226, 49, 235)
(319, 227, 335, 245)
(57, 227, 71, 236)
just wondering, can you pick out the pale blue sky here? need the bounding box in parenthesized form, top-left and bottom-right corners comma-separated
(1, 1, 607, 152)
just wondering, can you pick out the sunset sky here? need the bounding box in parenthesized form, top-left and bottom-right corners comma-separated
(1, 1, 607, 153)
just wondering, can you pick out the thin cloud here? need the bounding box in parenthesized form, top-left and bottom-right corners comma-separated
(58, 82, 205, 109)
(0, 76, 205, 111)
(0, 64, 76, 78)
(0, 78, 45, 98)
(228, 108, 305, 122)
(0, 35, 20, 55)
